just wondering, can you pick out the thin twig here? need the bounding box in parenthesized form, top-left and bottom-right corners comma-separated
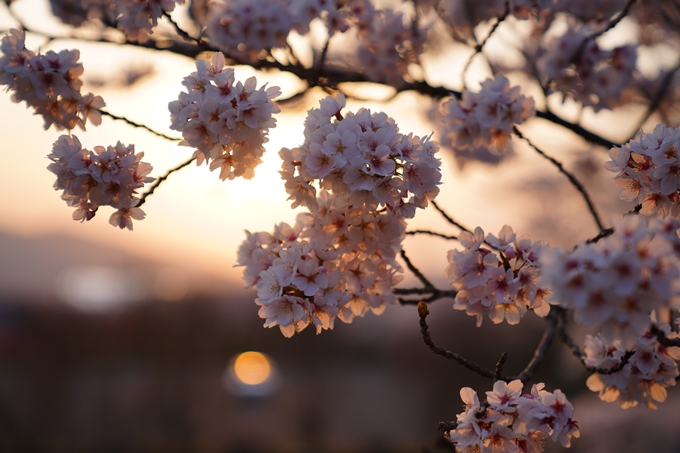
(650, 324, 680, 348)
(431, 201, 471, 233)
(137, 156, 195, 207)
(628, 60, 680, 141)
(162, 11, 208, 47)
(418, 302, 506, 380)
(584, 204, 641, 244)
(406, 230, 458, 241)
(461, 1, 509, 89)
(10, 26, 621, 150)
(514, 126, 605, 232)
(430, 201, 501, 251)
(101, 110, 182, 142)
(590, 0, 637, 40)
(556, 307, 634, 375)
(515, 309, 558, 383)
(400, 249, 435, 290)
(494, 352, 508, 381)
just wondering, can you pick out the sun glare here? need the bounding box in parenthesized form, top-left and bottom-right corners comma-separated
(233, 351, 272, 386)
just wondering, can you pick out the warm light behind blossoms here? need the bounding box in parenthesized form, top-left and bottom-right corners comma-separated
(4, 1, 680, 450)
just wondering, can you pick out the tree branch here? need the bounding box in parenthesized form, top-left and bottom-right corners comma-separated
(137, 156, 195, 207)
(101, 109, 182, 142)
(515, 309, 558, 383)
(514, 126, 605, 232)
(406, 229, 458, 241)
(417, 302, 506, 380)
(556, 307, 634, 375)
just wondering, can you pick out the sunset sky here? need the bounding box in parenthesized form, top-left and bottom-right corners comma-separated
(0, 1, 629, 296)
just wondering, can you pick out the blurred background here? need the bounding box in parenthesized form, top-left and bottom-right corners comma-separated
(2, 1, 680, 452)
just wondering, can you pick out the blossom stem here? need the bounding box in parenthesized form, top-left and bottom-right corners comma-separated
(515, 309, 558, 383)
(100, 110, 182, 142)
(417, 302, 506, 380)
(400, 249, 435, 290)
(514, 126, 605, 232)
(405, 230, 457, 241)
(137, 156, 195, 207)
(556, 307, 634, 375)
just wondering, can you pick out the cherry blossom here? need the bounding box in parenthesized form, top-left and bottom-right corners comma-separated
(169, 52, 281, 180)
(0, 28, 105, 131)
(541, 215, 680, 345)
(47, 135, 154, 230)
(237, 95, 441, 336)
(584, 326, 680, 409)
(605, 124, 680, 217)
(440, 75, 535, 153)
(446, 225, 551, 327)
(447, 380, 579, 452)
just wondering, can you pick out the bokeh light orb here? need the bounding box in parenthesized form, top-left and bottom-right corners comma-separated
(223, 351, 280, 398)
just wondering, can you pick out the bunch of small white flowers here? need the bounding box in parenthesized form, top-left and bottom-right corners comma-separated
(168, 52, 281, 180)
(115, 0, 184, 43)
(205, 0, 297, 61)
(237, 95, 441, 337)
(47, 135, 154, 230)
(355, 8, 424, 87)
(584, 327, 680, 410)
(0, 28, 105, 131)
(236, 196, 406, 337)
(536, 25, 637, 112)
(445, 225, 551, 327)
(540, 215, 680, 346)
(605, 124, 680, 217)
(448, 380, 579, 452)
(280, 94, 441, 218)
(440, 75, 535, 153)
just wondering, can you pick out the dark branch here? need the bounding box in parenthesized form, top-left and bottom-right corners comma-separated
(514, 126, 605, 232)
(417, 302, 506, 380)
(162, 11, 206, 46)
(461, 1, 509, 88)
(13, 26, 621, 150)
(494, 351, 508, 381)
(584, 204, 641, 245)
(650, 324, 680, 348)
(515, 309, 558, 383)
(556, 307, 634, 375)
(406, 230, 458, 241)
(400, 249, 436, 290)
(137, 156, 195, 207)
(591, 0, 637, 40)
(533, 110, 617, 149)
(629, 59, 680, 141)
(101, 109, 182, 142)
(431, 201, 471, 233)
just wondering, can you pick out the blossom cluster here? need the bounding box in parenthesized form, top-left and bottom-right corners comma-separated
(48, 0, 183, 43)
(115, 0, 184, 43)
(47, 135, 154, 230)
(355, 8, 424, 87)
(205, 0, 366, 61)
(448, 380, 579, 452)
(237, 95, 441, 337)
(446, 225, 551, 327)
(280, 94, 441, 218)
(605, 124, 680, 218)
(584, 327, 680, 410)
(440, 75, 535, 153)
(540, 215, 680, 346)
(536, 26, 637, 112)
(237, 202, 405, 337)
(168, 52, 281, 180)
(0, 28, 105, 131)
(435, 0, 552, 39)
